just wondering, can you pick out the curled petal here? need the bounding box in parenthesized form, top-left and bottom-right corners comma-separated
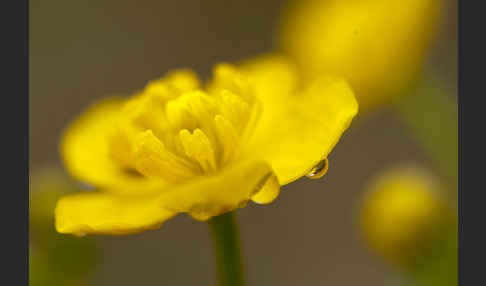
(251, 173, 280, 204)
(157, 159, 278, 221)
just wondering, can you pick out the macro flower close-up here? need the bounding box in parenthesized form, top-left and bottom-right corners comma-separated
(28, 0, 457, 285)
(55, 56, 358, 236)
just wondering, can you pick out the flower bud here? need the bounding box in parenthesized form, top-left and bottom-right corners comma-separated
(279, 0, 443, 110)
(358, 166, 453, 267)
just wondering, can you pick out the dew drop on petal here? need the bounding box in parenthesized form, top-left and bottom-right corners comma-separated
(306, 158, 329, 179)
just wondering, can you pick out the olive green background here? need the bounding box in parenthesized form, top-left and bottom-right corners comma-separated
(30, 0, 457, 285)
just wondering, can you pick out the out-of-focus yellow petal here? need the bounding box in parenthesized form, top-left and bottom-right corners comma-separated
(55, 192, 176, 235)
(145, 69, 201, 95)
(239, 54, 300, 97)
(157, 160, 278, 221)
(279, 0, 442, 110)
(240, 57, 358, 184)
(60, 98, 166, 195)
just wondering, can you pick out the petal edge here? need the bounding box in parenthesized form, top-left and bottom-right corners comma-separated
(55, 192, 176, 235)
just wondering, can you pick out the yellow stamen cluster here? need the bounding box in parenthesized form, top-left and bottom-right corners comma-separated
(107, 65, 259, 183)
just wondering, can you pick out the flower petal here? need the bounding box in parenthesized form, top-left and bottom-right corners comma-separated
(250, 173, 280, 204)
(240, 56, 359, 184)
(239, 54, 300, 97)
(60, 97, 167, 195)
(55, 192, 176, 235)
(157, 160, 278, 221)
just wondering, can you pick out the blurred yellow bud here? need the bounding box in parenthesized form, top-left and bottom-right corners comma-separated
(358, 166, 453, 266)
(279, 0, 443, 110)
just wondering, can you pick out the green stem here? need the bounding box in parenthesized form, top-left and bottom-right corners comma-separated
(406, 215, 458, 286)
(208, 211, 245, 286)
(391, 75, 458, 198)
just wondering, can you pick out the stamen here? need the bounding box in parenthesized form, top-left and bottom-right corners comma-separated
(213, 115, 239, 166)
(133, 130, 200, 182)
(179, 129, 217, 172)
(108, 65, 258, 180)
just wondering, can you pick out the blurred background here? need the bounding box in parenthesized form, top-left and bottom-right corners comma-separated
(29, 0, 457, 285)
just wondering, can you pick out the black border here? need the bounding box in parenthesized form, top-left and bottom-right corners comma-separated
(2, 0, 29, 283)
(458, 0, 480, 285)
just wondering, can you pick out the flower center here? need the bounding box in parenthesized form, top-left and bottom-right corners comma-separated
(107, 64, 259, 183)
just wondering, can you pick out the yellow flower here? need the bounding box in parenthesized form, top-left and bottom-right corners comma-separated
(279, 0, 443, 110)
(55, 55, 358, 236)
(358, 166, 453, 266)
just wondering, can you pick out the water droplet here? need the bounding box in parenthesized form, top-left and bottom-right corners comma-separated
(306, 158, 329, 179)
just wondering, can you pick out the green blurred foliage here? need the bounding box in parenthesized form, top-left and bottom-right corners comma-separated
(30, 167, 100, 286)
(392, 75, 458, 195)
(393, 75, 457, 286)
(405, 213, 457, 286)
